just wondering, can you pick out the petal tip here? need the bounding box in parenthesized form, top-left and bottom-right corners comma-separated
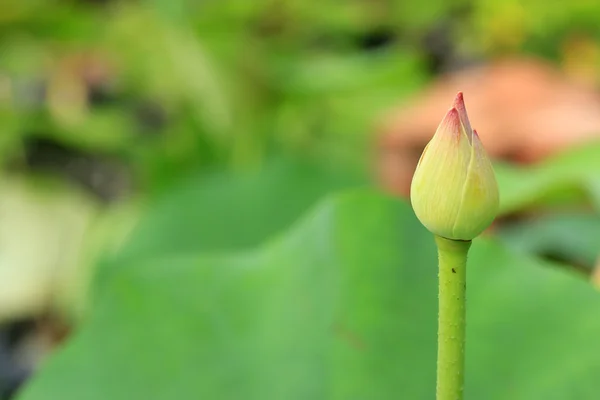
(452, 91, 472, 140)
(453, 91, 465, 106)
(445, 107, 460, 125)
(438, 107, 461, 139)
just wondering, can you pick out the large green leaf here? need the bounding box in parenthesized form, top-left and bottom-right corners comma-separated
(18, 191, 600, 400)
(108, 158, 365, 261)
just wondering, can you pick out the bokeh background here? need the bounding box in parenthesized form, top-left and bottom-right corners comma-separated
(3, 0, 600, 399)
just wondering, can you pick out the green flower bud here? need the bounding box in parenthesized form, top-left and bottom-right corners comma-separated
(410, 92, 499, 241)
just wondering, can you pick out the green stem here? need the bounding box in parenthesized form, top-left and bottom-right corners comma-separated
(435, 235, 472, 400)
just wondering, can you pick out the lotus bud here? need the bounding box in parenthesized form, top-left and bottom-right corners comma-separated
(410, 92, 499, 241)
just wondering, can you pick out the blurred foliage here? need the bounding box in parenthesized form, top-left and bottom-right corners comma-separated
(498, 212, 600, 273)
(470, 0, 600, 59)
(0, 0, 433, 191)
(496, 142, 600, 214)
(4, 0, 600, 185)
(2, 0, 600, 398)
(0, 176, 98, 321)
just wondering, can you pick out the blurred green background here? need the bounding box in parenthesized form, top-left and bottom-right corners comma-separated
(2, 0, 600, 399)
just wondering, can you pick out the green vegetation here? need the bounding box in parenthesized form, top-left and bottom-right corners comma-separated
(1, 1, 600, 399)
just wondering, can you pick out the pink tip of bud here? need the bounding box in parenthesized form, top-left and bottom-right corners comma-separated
(452, 91, 472, 141)
(473, 129, 480, 138)
(438, 107, 461, 141)
(452, 92, 465, 114)
(454, 91, 464, 105)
